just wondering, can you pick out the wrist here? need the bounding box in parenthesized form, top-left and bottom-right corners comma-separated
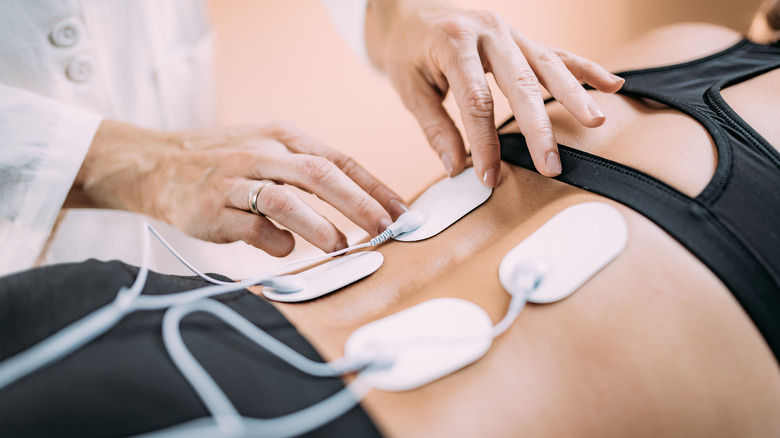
(68, 120, 176, 217)
(365, 0, 451, 70)
(365, 0, 397, 69)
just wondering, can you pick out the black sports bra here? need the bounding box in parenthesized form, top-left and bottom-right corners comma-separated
(498, 38, 780, 363)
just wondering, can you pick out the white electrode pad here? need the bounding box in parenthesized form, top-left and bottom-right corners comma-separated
(263, 251, 384, 302)
(394, 168, 492, 242)
(344, 298, 493, 391)
(499, 202, 628, 303)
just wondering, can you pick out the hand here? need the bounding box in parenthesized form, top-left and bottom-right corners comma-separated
(365, 0, 625, 185)
(68, 120, 407, 256)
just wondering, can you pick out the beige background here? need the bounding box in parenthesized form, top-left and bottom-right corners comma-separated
(199, 0, 762, 273)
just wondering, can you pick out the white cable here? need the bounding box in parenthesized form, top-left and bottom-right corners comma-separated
(0, 221, 380, 391)
(137, 381, 370, 438)
(147, 224, 371, 287)
(0, 211, 425, 432)
(162, 299, 372, 437)
(163, 301, 245, 436)
(148, 209, 425, 288)
(148, 226, 234, 286)
(0, 225, 151, 391)
(491, 294, 528, 338)
(491, 268, 545, 338)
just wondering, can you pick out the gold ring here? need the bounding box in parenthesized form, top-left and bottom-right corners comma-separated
(247, 180, 276, 215)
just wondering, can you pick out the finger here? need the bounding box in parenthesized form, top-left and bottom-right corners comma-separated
(509, 37, 606, 129)
(328, 150, 410, 220)
(393, 69, 468, 178)
(258, 123, 408, 223)
(439, 41, 502, 187)
(212, 208, 295, 257)
(265, 122, 409, 220)
(227, 180, 347, 253)
(510, 29, 624, 94)
(252, 154, 394, 237)
(481, 32, 560, 176)
(234, 134, 395, 236)
(551, 47, 625, 93)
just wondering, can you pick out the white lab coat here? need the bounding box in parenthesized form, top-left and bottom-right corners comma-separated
(0, 0, 367, 277)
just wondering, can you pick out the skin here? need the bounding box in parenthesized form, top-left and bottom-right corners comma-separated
(62, 1, 623, 261)
(66, 121, 407, 256)
(248, 23, 780, 437)
(365, 0, 625, 184)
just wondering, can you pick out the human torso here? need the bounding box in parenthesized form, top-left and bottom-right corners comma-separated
(264, 25, 780, 438)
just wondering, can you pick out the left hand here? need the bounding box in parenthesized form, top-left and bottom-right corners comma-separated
(69, 120, 407, 256)
(365, 0, 625, 186)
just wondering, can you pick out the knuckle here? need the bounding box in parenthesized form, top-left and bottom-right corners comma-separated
(464, 86, 494, 118)
(311, 220, 335, 245)
(230, 149, 257, 167)
(531, 121, 555, 139)
(566, 79, 586, 95)
(536, 49, 563, 66)
(300, 156, 337, 186)
(331, 153, 359, 176)
(421, 122, 448, 148)
(474, 10, 503, 28)
(472, 131, 500, 151)
(352, 195, 378, 222)
(576, 59, 602, 79)
(583, 59, 600, 72)
(361, 179, 383, 199)
(265, 120, 296, 136)
(438, 16, 474, 44)
(260, 185, 293, 217)
(512, 69, 541, 92)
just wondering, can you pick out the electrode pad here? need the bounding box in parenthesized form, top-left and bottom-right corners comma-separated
(394, 168, 492, 242)
(263, 251, 384, 303)
(499, 202, 628, 303)
(344, 298, 493, 391)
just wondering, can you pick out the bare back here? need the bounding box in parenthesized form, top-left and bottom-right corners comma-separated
(254, 24, 780, 438)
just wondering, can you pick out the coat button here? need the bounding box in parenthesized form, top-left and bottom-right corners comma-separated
(50, 18, 81, 48)
(66, 55, 93, 82)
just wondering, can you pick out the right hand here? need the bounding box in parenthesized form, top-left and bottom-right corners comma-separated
(365, 1, 625, 185)
(69, 120, 408, 256)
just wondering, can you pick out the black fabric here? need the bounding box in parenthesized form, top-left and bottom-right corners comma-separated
(0, 259, 382, 438)
(499, 39, 780, 363)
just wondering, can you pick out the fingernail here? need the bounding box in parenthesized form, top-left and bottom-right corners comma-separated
(441, 152, 454, 177)
(611, 73, 625, 84)
(378, 217, 392, 235)
(545, 151, 562, 176)
(587, 102, 605, 120)
(482, 166, 499, 188)
(388, 198, 409, 218)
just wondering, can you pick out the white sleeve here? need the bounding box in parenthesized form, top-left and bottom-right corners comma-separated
(319, 0, 370, 60)
(0, 84, 102, 276)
